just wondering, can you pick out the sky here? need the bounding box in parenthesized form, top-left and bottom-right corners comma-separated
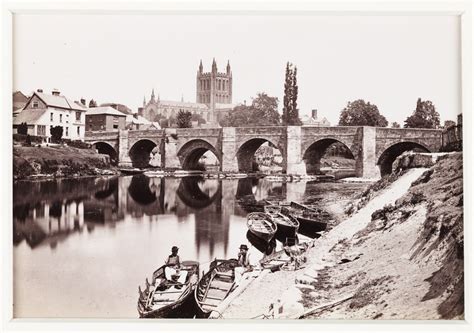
(13, 14, 461, 125)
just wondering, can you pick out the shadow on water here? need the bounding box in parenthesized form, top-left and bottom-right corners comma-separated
(128, 175, 157, 205)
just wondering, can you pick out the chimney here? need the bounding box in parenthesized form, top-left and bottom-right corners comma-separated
(311, 109, 318, 119)
(52, 89, 60, 96)
(37, 88, 43, 93)
(80, 98, 86, 106)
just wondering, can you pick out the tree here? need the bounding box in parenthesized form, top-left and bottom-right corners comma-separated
(404, 98, 440, 129)
(17, 122, 28, 135)
(176, 110, 192, 128)
(89, 99, 97, 108)
(444, 120, 456, 129)
(191, 113, 207, 125)
(50, 125, 63, 143)
(338, 99, 388, 127)
(282, 62, 302, 125)
(220, 93, 280, 127)
(391, 122, 401, 128)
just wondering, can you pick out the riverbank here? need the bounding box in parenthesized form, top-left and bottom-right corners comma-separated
(13, 146, 117, 180)
(221, 152, 463, 320)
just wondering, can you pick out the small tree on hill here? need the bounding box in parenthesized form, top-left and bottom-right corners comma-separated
(177, 110, 192, 128)
(391, 122, 401, 128)
(17, 122, 28, 135)
(338, 99, 388, 127)
(50, 126, 63, 143)
(404, 98, 440, 129)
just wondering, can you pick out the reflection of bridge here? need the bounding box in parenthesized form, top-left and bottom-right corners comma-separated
(85, 126, 443, 178)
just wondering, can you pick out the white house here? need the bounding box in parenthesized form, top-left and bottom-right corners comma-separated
(13, 89, 87, 141)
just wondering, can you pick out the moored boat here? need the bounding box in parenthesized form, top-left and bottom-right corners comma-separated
(265, 205, 300, 237)
(246, 212, 277, 242)
(194, 259, 239, 318)
(137, 261, 199, 318)
(281, 201, 328, 232)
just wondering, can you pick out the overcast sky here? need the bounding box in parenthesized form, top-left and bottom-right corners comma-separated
(13, 14, 460, 125)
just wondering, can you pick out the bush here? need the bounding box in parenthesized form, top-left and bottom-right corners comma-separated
(17, 122, 28, 135)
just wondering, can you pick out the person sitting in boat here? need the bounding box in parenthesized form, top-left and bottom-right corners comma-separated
(164, 246, 186, 284)
(234, 244, 253, 285)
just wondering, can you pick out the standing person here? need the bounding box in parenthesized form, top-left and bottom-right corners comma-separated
(235, 244, 252, 285)
(164, 246, 186, 284)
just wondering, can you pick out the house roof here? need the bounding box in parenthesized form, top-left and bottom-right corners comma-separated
(13, 109, 47, 125)
(35, 92, 86, 111)
(126, 114, 152, 124)
(86, 106, 127, 117)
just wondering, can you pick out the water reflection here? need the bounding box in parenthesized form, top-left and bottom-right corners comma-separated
(13, 175, 336, 317)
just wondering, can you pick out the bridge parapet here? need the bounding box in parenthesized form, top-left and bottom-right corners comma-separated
(84, 131, 119, 141)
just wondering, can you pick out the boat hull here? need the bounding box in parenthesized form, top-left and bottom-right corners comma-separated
(138, 290, 196, 318)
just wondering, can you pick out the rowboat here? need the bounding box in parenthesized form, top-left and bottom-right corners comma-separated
(120, 168, 144, 175)
(247, 212, 277, 242)
(137, 261, 199, 318)
(194, 259, 239, 318)
(281, 201, 328, 232)
(264, 205, 300, 236)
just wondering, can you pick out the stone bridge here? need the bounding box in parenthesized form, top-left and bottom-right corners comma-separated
(85, 126, 443, 178)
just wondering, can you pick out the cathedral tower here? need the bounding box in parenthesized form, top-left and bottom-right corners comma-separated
(196, 59, 233, 123)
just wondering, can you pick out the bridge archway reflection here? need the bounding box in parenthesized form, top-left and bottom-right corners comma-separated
(176, 177, 221, 210)
(377, 142, 430, 176)
(303, 139, 355, 175)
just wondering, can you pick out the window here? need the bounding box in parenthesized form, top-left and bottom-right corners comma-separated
(113, 124, 118, 129)
(59, 114, 63, 123)
(32, 101, 39, 108)
(65, 127, 68, 137)
(37, 125, 46, 136)
(76, 112, 81, 121)
(50, 113, 54, 122)
(77, 126, 80, 135)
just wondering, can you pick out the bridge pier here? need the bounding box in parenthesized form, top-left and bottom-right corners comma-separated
(118, 130, 132, 167)
(285, 126, 306, 175)
(221, 127, 239, 172)
(164, 129, 181, 169)
(355, 127, 380, 179)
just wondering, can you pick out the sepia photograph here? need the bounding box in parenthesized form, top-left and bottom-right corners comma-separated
(2, 0, 472, 330)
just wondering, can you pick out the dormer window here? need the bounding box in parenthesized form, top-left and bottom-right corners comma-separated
(32, 101, 39, 108)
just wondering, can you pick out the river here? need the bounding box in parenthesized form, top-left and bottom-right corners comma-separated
(12, 175, 364, 318)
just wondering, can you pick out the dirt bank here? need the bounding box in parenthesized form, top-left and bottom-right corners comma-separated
(13, 146, 116, 180)
(221, 153, 463, 320)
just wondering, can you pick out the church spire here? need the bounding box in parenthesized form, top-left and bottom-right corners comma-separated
(212, 58, 217, 73)
(143, 95, 146, 107)
(199, 59, 203, 74)
(151, 88, 155, 103)
(226, 60, 231, 75)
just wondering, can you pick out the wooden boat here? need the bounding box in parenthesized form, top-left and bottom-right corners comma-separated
(137, 261, 199, 318)
(281, 201, 328, 232)
(246, 230, 276, 255)
(247, 212, 277, 242)
(120, 168, 144, 175)
(194, 259, 239, 318)
(265, 204, 300, 236)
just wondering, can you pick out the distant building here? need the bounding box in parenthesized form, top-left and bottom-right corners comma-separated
(13, 89, 87, 140)
(12, 91, 29, 117)
(85, 106, 127, 131)
(139, 59, 235, 126)
(126, 114, 160, 130)
(302, 109, 331, 127)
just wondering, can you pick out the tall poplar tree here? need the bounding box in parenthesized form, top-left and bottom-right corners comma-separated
(282, 62, 302, 126)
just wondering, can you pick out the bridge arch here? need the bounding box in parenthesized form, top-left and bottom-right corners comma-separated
(236, 138, 285, 172)
(377, 141, 431, 176)
(177, 139, 221, 170)
(302, 138, 355, 175)
(92, 141, 118, 165)
(129, 139, 158, 168)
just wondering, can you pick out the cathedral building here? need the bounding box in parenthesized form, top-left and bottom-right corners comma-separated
(139, 59, 234, 126)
